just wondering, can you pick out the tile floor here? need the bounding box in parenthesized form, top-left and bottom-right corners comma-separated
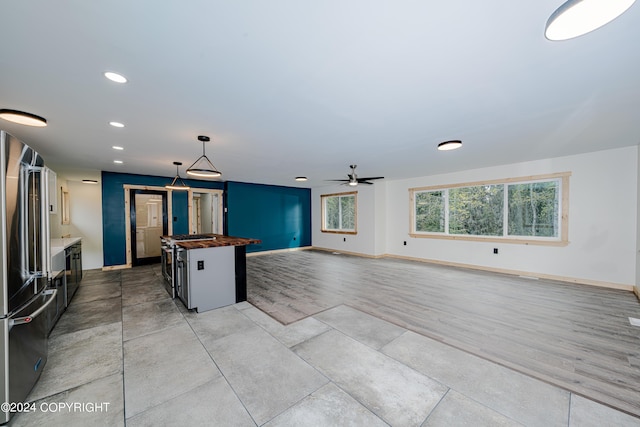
(9, 265, 640, 426)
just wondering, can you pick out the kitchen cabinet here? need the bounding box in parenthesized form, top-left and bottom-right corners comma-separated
(170, 234, 260, 313)
(65, 241, 82, 306)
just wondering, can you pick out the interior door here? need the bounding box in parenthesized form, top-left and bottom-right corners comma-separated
(130, 190, 168, 266)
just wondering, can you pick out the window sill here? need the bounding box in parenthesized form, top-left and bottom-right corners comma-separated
(322, 230, 358, 235)
(409, 233, 569, 247)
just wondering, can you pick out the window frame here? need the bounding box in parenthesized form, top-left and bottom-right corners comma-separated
(409, 172, 570, 246)
(321, 191, 358, 235)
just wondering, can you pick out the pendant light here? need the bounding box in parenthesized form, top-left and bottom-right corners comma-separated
(165, 161, 190, 191)
(0, 109, 47, 127)
(545, 0, 636, 41)
(186, 135, 222, 178)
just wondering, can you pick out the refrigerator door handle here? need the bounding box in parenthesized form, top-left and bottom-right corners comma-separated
(9, 289, 57, 329)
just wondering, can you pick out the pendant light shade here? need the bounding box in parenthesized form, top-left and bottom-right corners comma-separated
(545, 0, 636, 41)
(165, 161, 190, 191)
(0, 109, 47, 127)
(186, 135, 222, 178)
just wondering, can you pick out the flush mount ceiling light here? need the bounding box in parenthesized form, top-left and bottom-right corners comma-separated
(166, 161, 191, 191)
(0, 109, 47, 127)
(109, 121, 125, 128)
(186, 135, 222, 178)
(104, 71, 128, 83)
(113, 160, 123, 164)
(437, 140, 463, 151)
(545, 0, 636, 41)
(112, 145, 124, 150)
(295, 177, 308, 182)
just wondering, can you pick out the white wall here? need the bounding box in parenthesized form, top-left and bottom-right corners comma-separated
(48, 168, 104, 270)
(636, 146, 640, 295)
(312, 183, 380, 256)
(312, 146, 639, 287)
(386, 147, 637, 286)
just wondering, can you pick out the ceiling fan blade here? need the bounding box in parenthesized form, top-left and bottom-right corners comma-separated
(359, 181, 375, 185)
(357, 176, 384, 181)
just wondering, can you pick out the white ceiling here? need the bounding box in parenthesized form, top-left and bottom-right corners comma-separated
(1, 1, 638, 187)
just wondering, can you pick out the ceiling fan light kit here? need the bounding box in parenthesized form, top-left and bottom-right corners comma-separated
(166, 161, 191, 191)
(545, 0, 636, 41)
(0, 109, 48, 127)
(186, 135, 222, 178)
(328, 165, 384, 186)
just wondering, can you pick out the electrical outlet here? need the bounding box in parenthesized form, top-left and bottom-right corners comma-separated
(343, 237, 346, 242)
(493, 248, 498, 254)
(197, 260, 204, 270)
(403, 241, 407, 246)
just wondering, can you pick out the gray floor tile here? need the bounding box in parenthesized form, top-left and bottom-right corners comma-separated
(314, 305, 407, 350)
(13, 373, 125, 427)
(205, 326, 328, 425)
(186, 304, 260, 346)
(126, 376, 255, 427)
(49, 296, 122, 337)
(73, 281, 122, 304)
(569, 395, 640, 427)
(122, 298, 185, 341)
(28, 323, 123, 402)
(121, 279, 171, 307)
(123, 322, 221, 418)
(264, 383, 388, 427)
(423, 389, 523, 427)
(238, 304, 332, 347)
(382, 331, 570, 427)
(293, 329, 448, 426)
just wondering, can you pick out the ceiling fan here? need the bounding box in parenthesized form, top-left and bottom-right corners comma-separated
(329, 165, 384, 186)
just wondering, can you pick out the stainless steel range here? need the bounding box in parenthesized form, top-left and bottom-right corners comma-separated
(160, 234, 217, 298)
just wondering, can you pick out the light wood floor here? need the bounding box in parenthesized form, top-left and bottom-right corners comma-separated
(246, 250, 640, 418)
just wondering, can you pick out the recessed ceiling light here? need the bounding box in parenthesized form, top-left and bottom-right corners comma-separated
(295, 177, 308, 181)
(437, 140, 463, 151)
(82, 179, 99, 184)
(104, 71, 127, 83)
(113, 160, 123, 164)
(112, 145, 124, 150)
(0, 109, 47, 127)
(545, 0, 636, 41)
(109, 121, 125, 128)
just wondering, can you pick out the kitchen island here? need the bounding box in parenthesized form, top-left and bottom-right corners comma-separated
(165, 234, 260, 313)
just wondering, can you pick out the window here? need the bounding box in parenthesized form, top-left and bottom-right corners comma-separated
(449, 185, 504, 236)
(415, 190, 444, 233)
(508, 180, 559, 237)
(409, 172, 570, 246)
(321, 191, 357, 234)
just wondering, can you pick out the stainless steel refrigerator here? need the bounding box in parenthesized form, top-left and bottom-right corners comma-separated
(0, 130, 56, 424)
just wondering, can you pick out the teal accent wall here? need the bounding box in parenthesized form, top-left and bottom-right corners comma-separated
(101, 173, 311, 266)
(101, 171, 224, 266)
(226, 181, 311, 253)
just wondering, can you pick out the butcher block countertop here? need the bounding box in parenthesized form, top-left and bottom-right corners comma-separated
(174, 235, 261, 249)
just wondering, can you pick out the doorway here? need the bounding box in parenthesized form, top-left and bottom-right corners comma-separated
(191, 189, 223, 234)
(130, 190, 168, 266)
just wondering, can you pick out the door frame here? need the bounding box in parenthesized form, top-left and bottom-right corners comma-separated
(188, 189, 223, 234)
(124, 185, 173, 268)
